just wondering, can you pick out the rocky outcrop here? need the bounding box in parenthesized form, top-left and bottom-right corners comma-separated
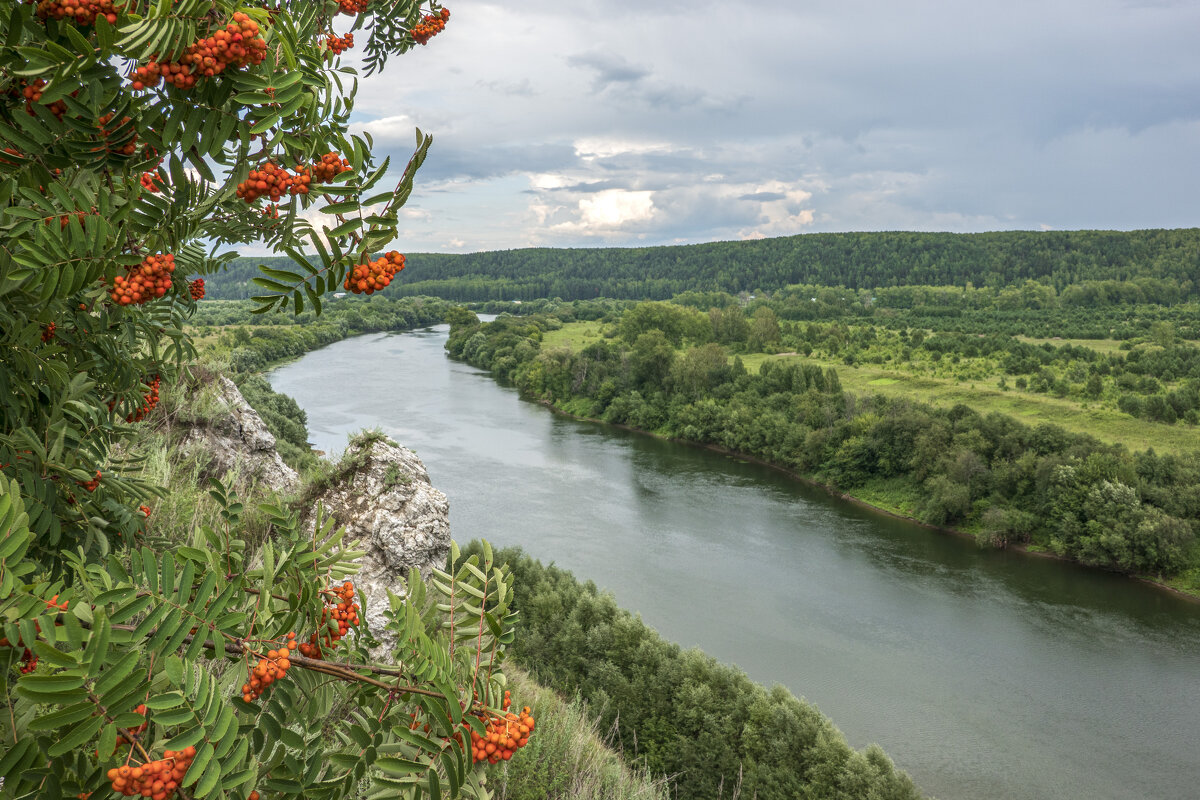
(301, 436, 451, 655)
(178, 376, 299, 493)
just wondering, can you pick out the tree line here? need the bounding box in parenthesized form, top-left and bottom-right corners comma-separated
(197, 229, 1200, 305)
(448, 308, 1200, 582)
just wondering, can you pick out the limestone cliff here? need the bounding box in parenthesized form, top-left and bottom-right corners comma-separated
(300, 436, 451, 654)
(178, 376, 300, 493)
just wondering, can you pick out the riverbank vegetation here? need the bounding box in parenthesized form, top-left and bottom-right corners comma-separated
(466, 544, 921, 800)
(447, 305, 1200, 593)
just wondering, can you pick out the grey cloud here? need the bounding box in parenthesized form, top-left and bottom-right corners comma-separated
(475, 78, 537, 97)
(566, 51, 651, 91)
(639, 84, 705, 110)
(349, 0, 1200, 249)
(557, 180, 628, 193)
(400, 141, 578, 183)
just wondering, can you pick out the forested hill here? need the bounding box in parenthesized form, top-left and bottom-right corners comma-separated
(205, 228, 1200, 301)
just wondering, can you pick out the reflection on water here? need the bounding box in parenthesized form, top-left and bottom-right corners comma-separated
(270, 327, 1200, 800)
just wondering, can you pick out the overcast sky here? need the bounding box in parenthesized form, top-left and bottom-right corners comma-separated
(331, 0, 1200, 252)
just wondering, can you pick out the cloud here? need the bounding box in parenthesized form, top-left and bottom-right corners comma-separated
(566, 51, 651, 91)
(328, 0, 1200, 252)
(740, 192, 788, 202)
(475, 78, 536, 97)
(544, 189, 657, 237)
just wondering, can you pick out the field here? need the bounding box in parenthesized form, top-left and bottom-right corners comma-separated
(541, 321, 607, 350)
(543, 322, 1200, 455)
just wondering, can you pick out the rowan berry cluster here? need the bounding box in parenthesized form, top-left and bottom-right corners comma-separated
(140, 171, 161, 192)
(22, 79, 68, 118)
(128, 12, 267, 92)
(41, 322, 56, 342)
(96, 113, 138, 156)
(344, 251, 405, 295)
(125, 375, 160, 423)
(81, 470, 101, 492)
(236, 162, 310, 202)
(109, 253, 175, 305)
(45, 209, 92, 230)
(470, 693, 535, 764)
(0, 614, 43, 673)
(325, 32, 354, 54)
(312, 151, 351, 182)
(17, 647, 38, 673)
(34, 0, 121, 26)
(292, 164, 313, 193)
(338, 0, 369, 14)
(241, 632, 298, 702)
(188, 278, 205, 300)
(1, 636, 38, 673)
(106, 745, 195, 799)
(411, 8, 450, 45)
(299, 581, 359, 659)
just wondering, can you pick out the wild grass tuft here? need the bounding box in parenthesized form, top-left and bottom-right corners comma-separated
(493, 667, 670, 800)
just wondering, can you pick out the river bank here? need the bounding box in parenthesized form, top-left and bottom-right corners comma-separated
(269, 326, 1200, 800)
(533, 398, 1200, 603)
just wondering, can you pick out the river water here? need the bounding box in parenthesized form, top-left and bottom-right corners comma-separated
(269, 325, 1200, 800)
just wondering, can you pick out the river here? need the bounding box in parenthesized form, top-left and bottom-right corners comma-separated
(268, 325, 1200, 800)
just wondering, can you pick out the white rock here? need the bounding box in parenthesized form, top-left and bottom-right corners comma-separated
(303, 437, 451, 656)
(179, 376, 299, 493)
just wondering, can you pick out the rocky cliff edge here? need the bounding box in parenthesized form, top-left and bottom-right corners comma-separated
(300, 435, 451, 654)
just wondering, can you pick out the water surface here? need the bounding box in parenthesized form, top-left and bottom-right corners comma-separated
(270, 326, 1200, 800)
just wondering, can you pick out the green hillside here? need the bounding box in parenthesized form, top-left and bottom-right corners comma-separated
(201, 228, 1200, 302)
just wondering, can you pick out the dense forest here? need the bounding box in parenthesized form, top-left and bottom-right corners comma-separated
(200, 228, 1200, 304)
(447, 307, 1200, 588)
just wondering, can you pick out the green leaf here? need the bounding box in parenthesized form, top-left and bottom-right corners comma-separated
(19, 673, 86, 692)
(94, 649, 140, 695)
(145, 691, 186, 709)
(28, 701, 96, 732)
(328, 218, 360, 238)
(185, 741, 215, 788)
(164, 654, 184, 685)
(47, 714, 103, 757)
(376, 756, 428, 776)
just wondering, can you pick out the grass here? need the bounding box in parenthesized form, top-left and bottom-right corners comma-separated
(541, 322, 607, 351)
(492, 667, 670, 800)
(1017, 335, 1200, 354)
(765, 353, 1200, 455)
(542, 322, 1200, 455)
(851, 476, 925, 518)
(1014, 336, 1129, 353)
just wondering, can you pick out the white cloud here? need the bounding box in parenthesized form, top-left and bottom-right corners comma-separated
(348, 115, 417, 143)
(547, 189, 656, 236)
(579, 190, 655, 227)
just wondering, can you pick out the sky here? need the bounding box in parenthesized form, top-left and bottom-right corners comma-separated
(332, 0, 1200, 252)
